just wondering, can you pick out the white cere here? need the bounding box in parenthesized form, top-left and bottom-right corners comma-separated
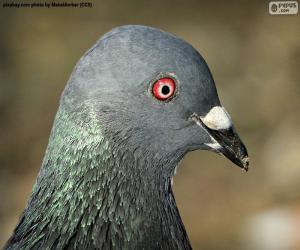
(200, 106, 232, 130)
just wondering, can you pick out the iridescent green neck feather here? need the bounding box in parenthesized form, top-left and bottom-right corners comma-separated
(6, 103, 191, 250)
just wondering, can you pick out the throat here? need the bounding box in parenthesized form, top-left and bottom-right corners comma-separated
(71, 150, 191, 249)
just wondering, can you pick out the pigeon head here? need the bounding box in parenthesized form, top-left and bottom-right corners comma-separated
(63, 25, 249, 174)
(6, 25, 249, 250)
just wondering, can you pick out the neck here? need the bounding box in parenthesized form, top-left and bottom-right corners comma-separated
(6, 106, 191, 250)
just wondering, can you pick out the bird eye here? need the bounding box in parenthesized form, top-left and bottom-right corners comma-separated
(152, 77, 176, 101)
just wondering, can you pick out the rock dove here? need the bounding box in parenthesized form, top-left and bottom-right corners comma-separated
(5, 25, 249, 250)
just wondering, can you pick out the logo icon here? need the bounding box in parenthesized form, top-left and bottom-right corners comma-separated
(271, 3, 278, 12)
(269, 1, 298, 15)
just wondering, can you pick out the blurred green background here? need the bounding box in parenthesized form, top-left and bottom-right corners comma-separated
(0, 0, 300, 249)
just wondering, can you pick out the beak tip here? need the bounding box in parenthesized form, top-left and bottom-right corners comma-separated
(241, 156, 250, 172)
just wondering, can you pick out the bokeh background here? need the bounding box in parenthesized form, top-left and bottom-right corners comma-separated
(1, 0, 300, 249)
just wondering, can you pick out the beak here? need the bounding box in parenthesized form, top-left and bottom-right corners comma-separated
(205, 126, 249, 171)
(190, 112, 250, 171)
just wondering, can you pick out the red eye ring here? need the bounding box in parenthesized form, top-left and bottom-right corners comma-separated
(152, 77, 176, 101)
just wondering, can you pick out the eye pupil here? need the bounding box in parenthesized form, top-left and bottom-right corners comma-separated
(161, 85, 170, 95)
